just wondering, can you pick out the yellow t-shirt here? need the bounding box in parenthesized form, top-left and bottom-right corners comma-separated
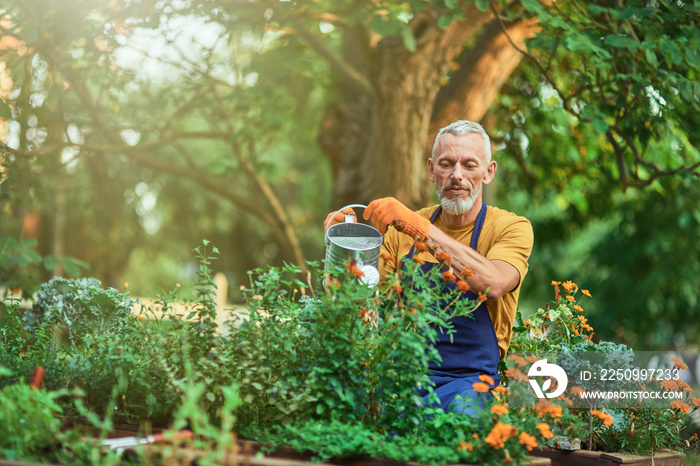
(379, 204, 534, 361)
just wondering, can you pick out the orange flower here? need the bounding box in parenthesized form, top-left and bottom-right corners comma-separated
(671, 357, 688, 370)
(562, 280, 577, 293)
(380, 252, 394, 262)
(507, 354, 528, 367)
(590, 409, 613, 426)
(415, 241, 429, 252)
(458, 441, 473, 452)
(551, 281, 562, 286)
(477, 291, 487, 303)
(326, 278, 340, 289)
(504, 367, 529, 383)
(350, 264, 364, 278)
(571, 386, 585, 397)
(442, 270, 457, 282)
(573, 305, 583, 312)
(536, 423, 553, 439)
(456, 280, 471, 293)
(391, 281, 403, 293)
(492, 386, 509, 395)
(689, 397, 700, 407)
(523, 320, 531, 326)
(582, 323, 593, 332)
(360, 308, 370, 322)
(436, 251, 452, 263)
(484, 422, 518, 449)
(566, 295, 576, 302)
(535, 400, 562, 419)
(491, 403, 508, 415)
(582, 289, 592, 297)
(463, 268, 475, 278)
(526, 355, 540, 364)
(578, 315, 588, 324)
(414, 256, 426, 265)
(138, 314, 145, 320)
(670, 400, 690, 413)
(479, 374, 495, 386)
(677, 380, 694, 393)
(407, 308, 416, 315)
(661, 380, 679, 391)
(472, 382, 490, 393)
(519, 432, 538, 451)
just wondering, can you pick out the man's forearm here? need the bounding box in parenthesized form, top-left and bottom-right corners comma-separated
(422, 225, 519, 299)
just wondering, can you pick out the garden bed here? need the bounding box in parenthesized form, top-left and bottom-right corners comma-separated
(530, 446, 683, 466)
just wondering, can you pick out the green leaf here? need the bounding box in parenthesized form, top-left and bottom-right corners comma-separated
(645, 48, 659, 68)
(437, 13, 454, 29)
(0, 99, 11, 119)
(474, 0, 490, 12)
(604, 34, 640, 51)
(43, 256, 60, 272)
(591, 118, 608, 136)
(401, 27, 416, 52)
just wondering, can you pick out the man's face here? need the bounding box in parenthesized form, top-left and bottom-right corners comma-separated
(428, 132, 495, 215)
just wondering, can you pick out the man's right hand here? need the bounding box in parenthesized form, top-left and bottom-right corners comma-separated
(323, 208, 357, 231)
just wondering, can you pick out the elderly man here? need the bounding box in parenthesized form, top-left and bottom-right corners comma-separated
(327, 120, 533, 414)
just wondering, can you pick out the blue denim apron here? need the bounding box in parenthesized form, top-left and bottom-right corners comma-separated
(406, 203, 500, 413)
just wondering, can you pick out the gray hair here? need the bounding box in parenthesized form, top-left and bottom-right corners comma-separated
(432, 120, 492, 162)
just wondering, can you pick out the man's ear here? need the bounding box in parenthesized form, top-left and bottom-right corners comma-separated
(483, 160, 497, 185)
(427, 157, 435, 182)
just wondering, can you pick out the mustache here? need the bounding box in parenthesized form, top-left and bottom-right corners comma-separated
(439, 183, 469, 194)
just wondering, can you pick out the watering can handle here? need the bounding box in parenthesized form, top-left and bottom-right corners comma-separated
(324, 204, 368, 238)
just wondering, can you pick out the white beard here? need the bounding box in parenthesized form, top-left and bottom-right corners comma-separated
(436, 182, 480, 215)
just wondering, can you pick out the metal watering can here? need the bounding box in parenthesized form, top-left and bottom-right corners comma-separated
(324, 204, 383, 287)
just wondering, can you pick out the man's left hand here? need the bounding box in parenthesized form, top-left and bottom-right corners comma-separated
(364, 197, 430, 240)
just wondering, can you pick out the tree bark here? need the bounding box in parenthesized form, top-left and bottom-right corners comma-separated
(320, 6, 539, 210)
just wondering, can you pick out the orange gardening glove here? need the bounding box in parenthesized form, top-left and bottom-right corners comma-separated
(323, 208, 357, 231)
(363, 197, 430, 240)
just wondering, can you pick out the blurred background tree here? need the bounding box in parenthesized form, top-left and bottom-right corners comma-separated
(0, 0, 698, 350)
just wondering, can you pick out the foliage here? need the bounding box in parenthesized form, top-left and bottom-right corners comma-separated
(0, 237, 88, 300)
(230, 258, 481, 433)
(25, 277, 138, 343)
(0, 367, 65, 461)
(509, 281, 700, 455)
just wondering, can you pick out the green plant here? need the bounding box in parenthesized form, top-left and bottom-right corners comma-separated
(508, 280, 699, 455)
(25, 277, 138, 344)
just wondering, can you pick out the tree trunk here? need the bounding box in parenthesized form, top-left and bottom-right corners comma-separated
(321, 6, 540, 210)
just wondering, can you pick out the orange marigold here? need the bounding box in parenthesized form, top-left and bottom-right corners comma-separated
(484, 422, 518, 449)
(415, 241, 429, 252)
(574, 305, 583, 312)
(535, 400, 563, 419)
(519, 432, 538, 451)
(562, 280, 577, 293)
(551, 281, 562, 286)
(414, 256, 426, 265)
(508, 354, 528, 367)
(689, 397, 700, 407)
(670, 400, 690, 413)
(380, 252, 394, 262)
(671, 357, 688, 370)
(582, 289, 592, 297)
(590, 409, 613, 426)
(566, 295, 576, 302)
(578, 315, 588, 324)
(472, 382, 490, 393)
(479, 374, 495, 386)
(391, 282, 403, 293)
(456, 280, 471, 293)
(661, 380, 679, 391)
(458, 441, 473, 452)
(463, 268, 475, 278)
(491, 404, 508, 416)
(436, 251, 452, 263)
(536, 423, 553, 439)
(477, 291, 488, 303)
(442, 270, 457, 282)
(492, 386, 509, 395)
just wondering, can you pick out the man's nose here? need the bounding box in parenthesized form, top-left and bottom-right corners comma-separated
(450, 164, 464, 181)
